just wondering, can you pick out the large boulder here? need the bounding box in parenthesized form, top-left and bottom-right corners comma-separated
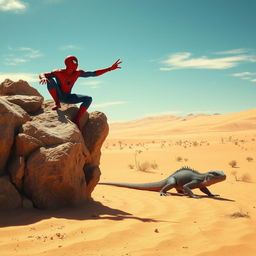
(83, 111, 109, 165)
(0, 176, 22, 210)
(2, 95, 43, 114)
(24, 142, 88, 209)
(20, 110, 85, 146)
(0, 79, 43, 98)
(0, 98, 30, 175)
(0, 78, 109, 209)
(15, 133, 43, 157)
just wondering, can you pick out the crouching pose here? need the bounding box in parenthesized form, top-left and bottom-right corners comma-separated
(39, 56, 121, 130)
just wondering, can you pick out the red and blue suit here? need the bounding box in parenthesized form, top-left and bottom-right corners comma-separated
(39, 56, 121, 130)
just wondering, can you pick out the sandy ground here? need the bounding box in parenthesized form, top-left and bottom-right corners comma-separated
(0, 109, 256, 256)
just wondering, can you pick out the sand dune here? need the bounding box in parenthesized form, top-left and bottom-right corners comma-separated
(109, 109, 256, 138)
(0, 109, 256, 256)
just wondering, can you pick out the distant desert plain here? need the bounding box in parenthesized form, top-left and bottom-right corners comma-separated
(1, 109, 256, 256)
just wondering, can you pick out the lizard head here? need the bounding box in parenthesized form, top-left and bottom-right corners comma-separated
(203, 170, 226, 186)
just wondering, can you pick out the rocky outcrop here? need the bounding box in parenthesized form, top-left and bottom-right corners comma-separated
(0, 79, 42, 97)
(2, 95, 43, 114)
(0, 176, 22, 209)
(0, 98, 30, 175)
(0, 79, 109, 209)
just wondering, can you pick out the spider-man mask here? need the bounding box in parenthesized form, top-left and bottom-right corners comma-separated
(65, 56, 78, 72)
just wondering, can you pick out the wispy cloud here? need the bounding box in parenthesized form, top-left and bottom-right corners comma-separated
(0, 72, 38, 83)
(160, 52, 254, 71)
(5, 57, 28, 65)
(3, 47, 42, 65)
(232, 72, 256, 77)
(92, 101, 127, 108)
(18, 47, 42, 58)
(60, 45, 80, 51)
(232, 71, 256, 83)
(0, 0, 27, 12)
(215, 49, 248, 55)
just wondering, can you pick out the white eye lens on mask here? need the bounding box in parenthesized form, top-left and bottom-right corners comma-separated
(72, 60, 77, 64)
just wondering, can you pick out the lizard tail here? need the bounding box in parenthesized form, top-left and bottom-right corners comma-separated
(98, 180, 166, 191)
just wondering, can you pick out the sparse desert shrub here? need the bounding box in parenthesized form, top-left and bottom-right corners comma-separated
(228, 209, 250, 218)
(229, 160, 238, 168)
(128, 164, 135, 170)
(137, 161, 151, 172)
(231, 171, 252, 182)
(240, 173, 252, 183)
(176, 156, 183, 162)
(246, 157, 254, 162)
(150, 162, 158, 170)
(231, 170, 238, 181)
(193, 141, 198, 147)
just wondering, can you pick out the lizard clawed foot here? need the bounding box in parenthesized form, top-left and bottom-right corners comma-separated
(160, 192, 172, 196)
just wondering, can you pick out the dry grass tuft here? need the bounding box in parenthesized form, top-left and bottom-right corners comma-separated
(246, 157, 254, 162)
(228, 210, 250, 219)
(176, 156, 183, 162)
(137, 161, 151, 172)
(240, 173, 252, 183)
(229, 160, 238, 168)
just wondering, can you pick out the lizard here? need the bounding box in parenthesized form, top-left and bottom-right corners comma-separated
(98, 167, 226, 198)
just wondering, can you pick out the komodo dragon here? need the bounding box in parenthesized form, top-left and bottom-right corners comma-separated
(99, 167, 226, 198)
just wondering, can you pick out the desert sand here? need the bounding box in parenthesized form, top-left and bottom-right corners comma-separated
(0, 109, 256, 256)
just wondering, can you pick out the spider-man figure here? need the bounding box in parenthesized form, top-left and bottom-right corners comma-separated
(39, 56, 121, 130)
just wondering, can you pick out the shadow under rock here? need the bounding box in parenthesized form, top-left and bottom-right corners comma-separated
(0, 200, 160, 228)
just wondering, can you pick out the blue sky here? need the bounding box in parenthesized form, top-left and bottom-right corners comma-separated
(0, 0, 256, 122)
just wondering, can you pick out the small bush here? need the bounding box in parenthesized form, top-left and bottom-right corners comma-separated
(240, 173, 252, 183)
(229, 210, 250, 218)
(176, 156, 183, 162)
(150, 162, 158, 170)
(137, 161, 151, 172)
(193, 141, 198, 147)
(229, 160, 237, 168)
(128, 164, 135, 170)
(246, 157, 253, 162)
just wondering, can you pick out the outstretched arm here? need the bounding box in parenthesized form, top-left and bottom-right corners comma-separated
(79, 59, 122, 78)
(95, 59, 122, 76)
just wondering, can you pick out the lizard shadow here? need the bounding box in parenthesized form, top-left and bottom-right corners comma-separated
(164, 192, 235, 202)
(0, 200, 162, 228)
(198, 195, 235, 202)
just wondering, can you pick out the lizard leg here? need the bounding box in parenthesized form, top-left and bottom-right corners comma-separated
(160, 178, 176, 196)
(183, 180, 201, 198)
(200, 187, 219, 197)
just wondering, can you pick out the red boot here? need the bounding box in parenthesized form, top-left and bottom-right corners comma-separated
(48, 88, 61, 110)
(74, 106, 87, 131)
